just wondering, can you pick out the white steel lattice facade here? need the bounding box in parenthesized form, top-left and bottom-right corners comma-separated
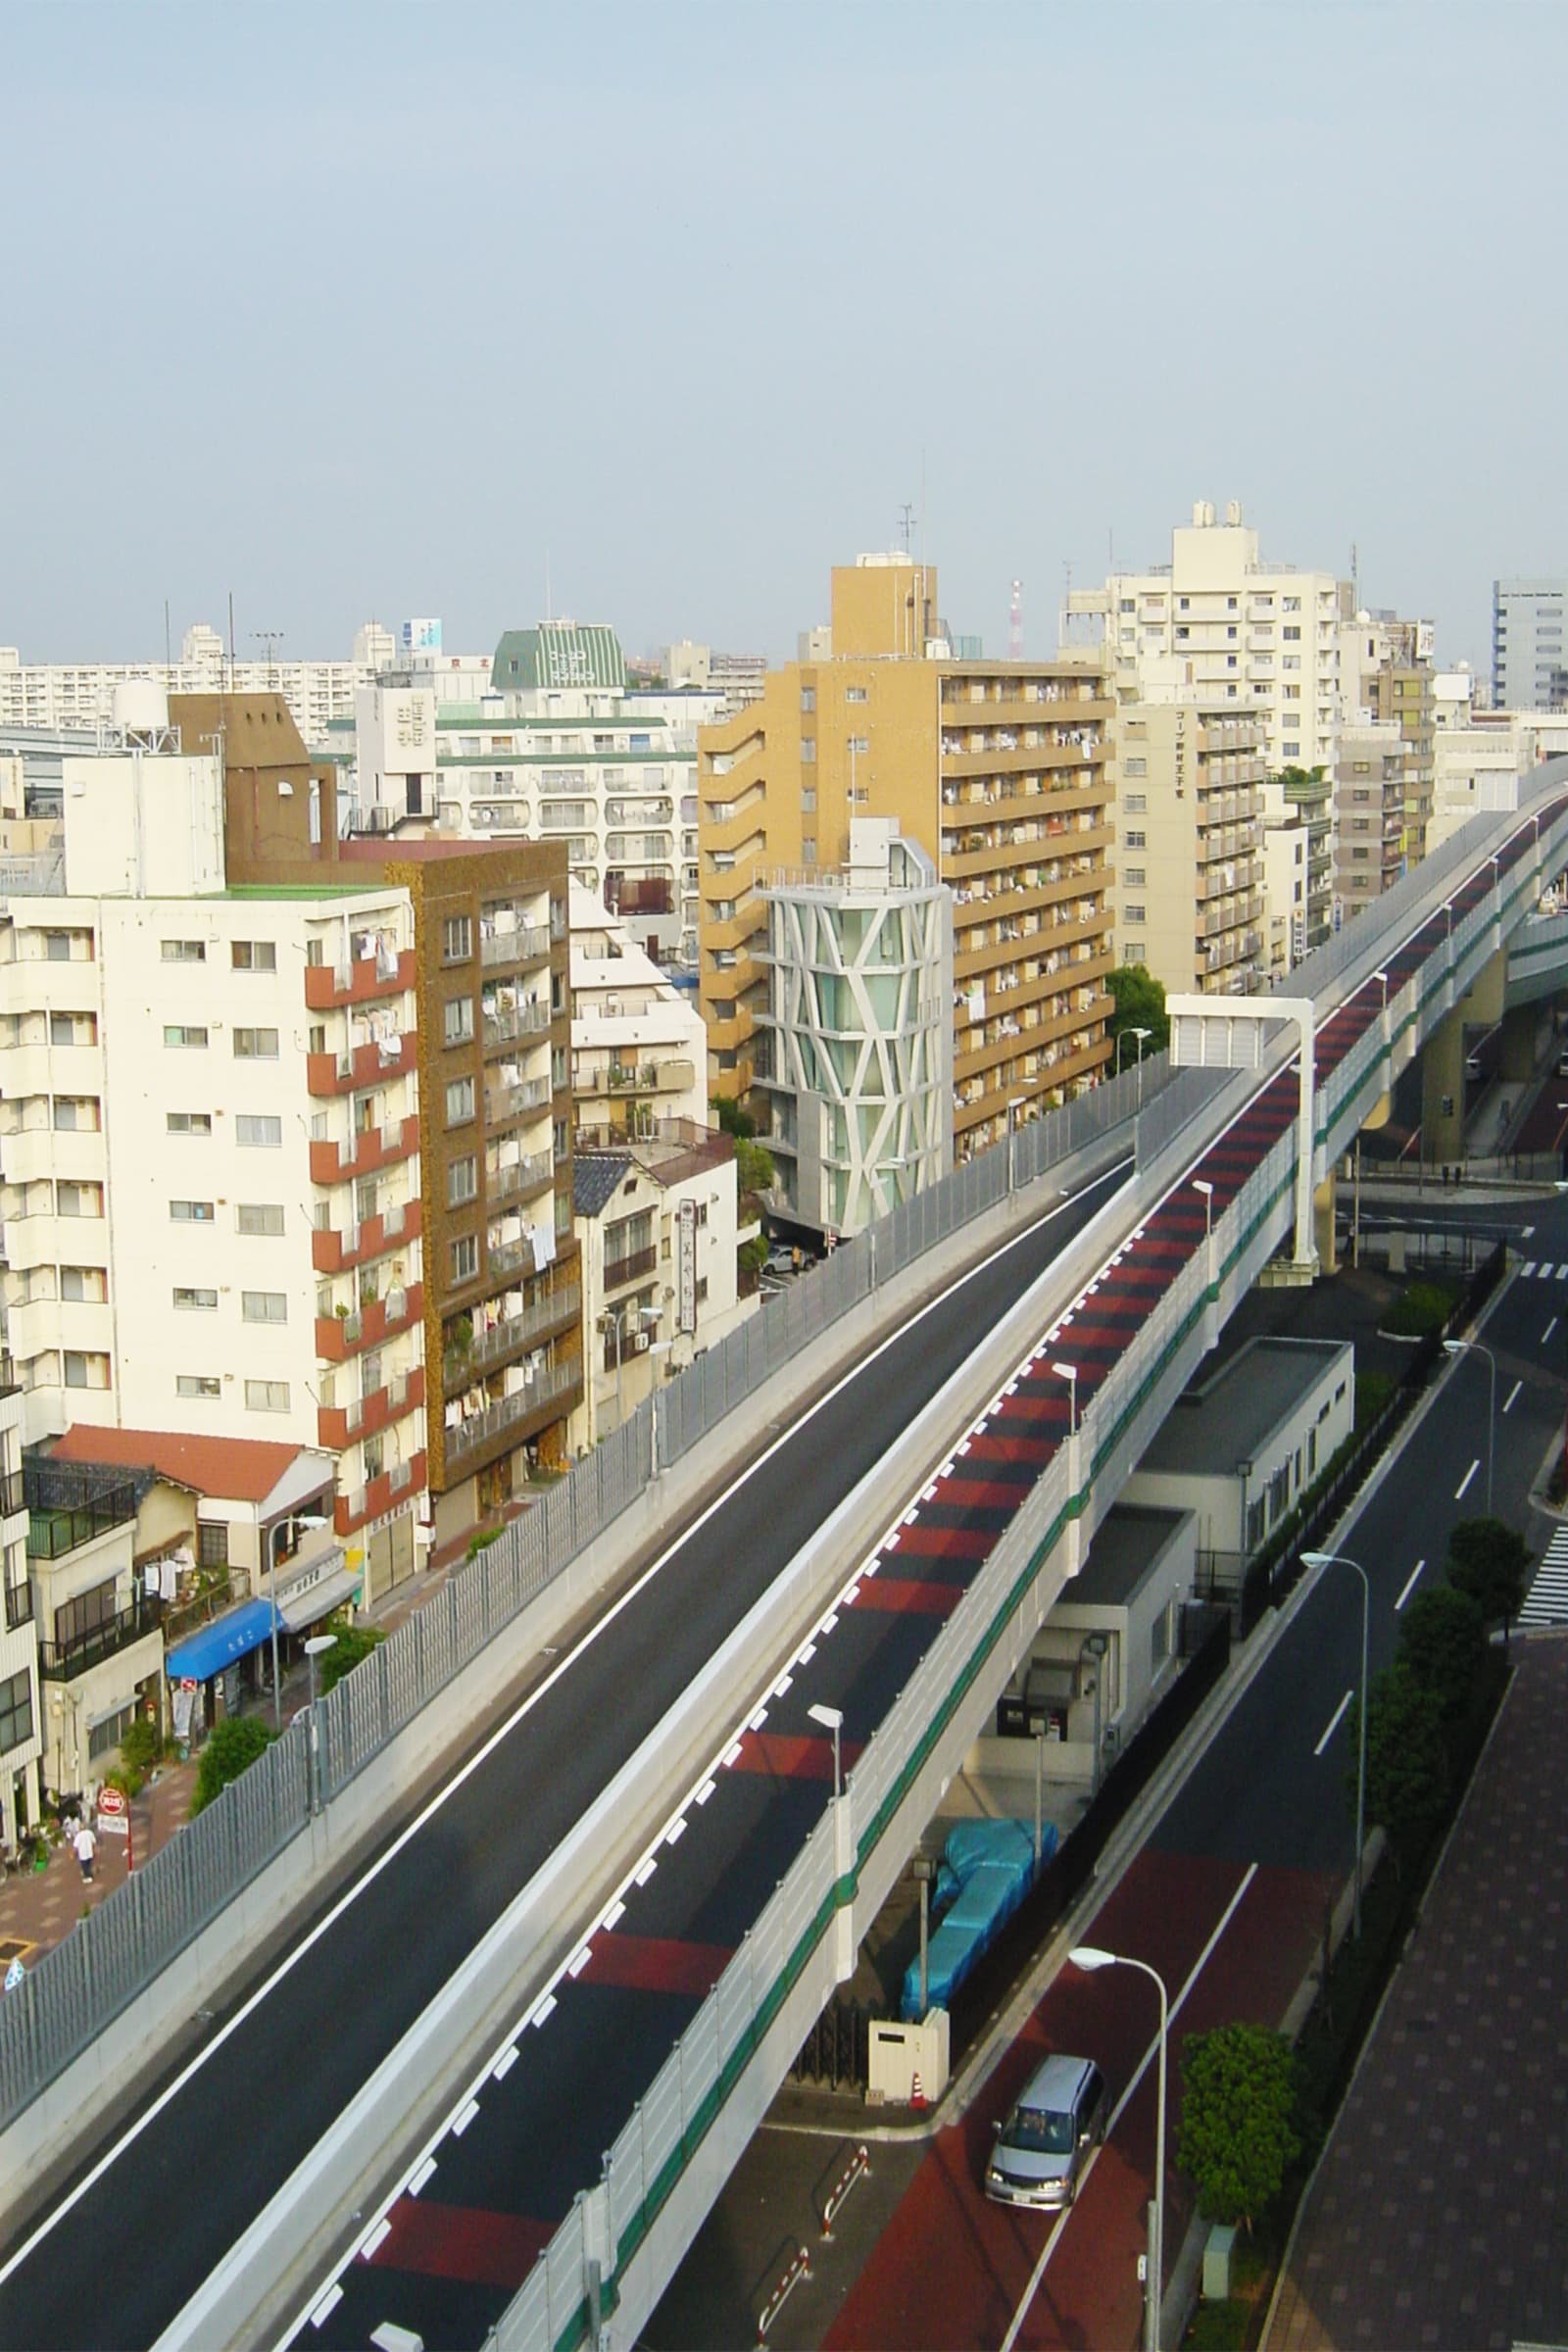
(760, 821, 953, 1239)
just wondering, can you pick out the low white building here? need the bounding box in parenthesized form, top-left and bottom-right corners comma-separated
(1123, 1336, 1355, 1590)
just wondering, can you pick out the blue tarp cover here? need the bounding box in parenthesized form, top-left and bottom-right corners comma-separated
(901, 1818, 1057, 2019)
(165, 1596, 280, 1684)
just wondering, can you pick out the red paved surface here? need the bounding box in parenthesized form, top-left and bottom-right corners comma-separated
(367, 2197, 552, 2287)
(825, 1850, 1334, 2352)
(851, 1578, 967, 1619)
(580, 1932, 733, 1996)
(730, 1732, 867, 1780)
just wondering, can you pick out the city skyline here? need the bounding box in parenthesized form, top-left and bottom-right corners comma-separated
(6, 0, 1565, 674)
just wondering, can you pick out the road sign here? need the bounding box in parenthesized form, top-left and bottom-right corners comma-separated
(97, 1786, 128, 1835)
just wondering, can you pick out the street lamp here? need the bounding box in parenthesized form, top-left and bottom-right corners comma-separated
(1192, 1176, 1213, 1240)
(1115, 1025, 1152, 1081)
(266, 1511, 330, 1732)
(1300, 1550, 1371, 1941)
(807, 1700, 843, 1797)
(303, 1633, 336, 1816)
(1005, 1096, 1026, 1197)
(647, 1340, 673, 1479)
(599, 1305, 627, 1437)
(1051, 1360, 1079, 1436)
(1068, 1945, 1169, 2352)
(1443, 1336, 1496, 1517)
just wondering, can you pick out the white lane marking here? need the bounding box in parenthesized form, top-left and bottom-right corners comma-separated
(634, 1857, 658, 1886)
(695, 1780, 715, 1806)
(1000, 1862, 1260, 2352)
(1396, 1558, 1426, 1612)
(409, 2156, 437, 2196)
(1524, 1224, 1537, 1239)
(491, 2045, 518, 2082)
(1544, 1317, 1558, 1346)
(1522, 1261, 1539, 1278)
(5, 1155, 1139, 2298)
(1314, 1690, 1353, 1757)
(664, 1818, 688, 1847)
(1456, 1459, 1480, 1500)
(308, 2285, 343, 2330)
(567, 1947, 592, 1978)
(532, 1993, 557, 2028)
(360, 2219, 392, 2260)
(452, 2099, 480, 2138)
(1504, 1379, 1522, 1414)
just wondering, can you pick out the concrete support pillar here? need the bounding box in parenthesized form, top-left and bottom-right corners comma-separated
(1314, 1171, 1338, 1275)
(1500, 1002, 1539, 1085)
(1421, 1004, 1467, 1168)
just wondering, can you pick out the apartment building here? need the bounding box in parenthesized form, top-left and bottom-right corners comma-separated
(1261, 764, 1334, 976)
(697, 556, 1115, 1157)
(1334, 717, 1410, 913)
(759, 819, 953, 1238)
(1066, 501, 1348, 778)
(0, 1379, 40, 1849)
(1493, 578, 1568, 710)
(0, 705, 428, 1600)
(569, 882, 706, 1141)
(0, 621, 397, 750)
(345, 627, 729, 965)
(1111, 700, 1267, 995)
(1340, 612, 1436, 870)
(24, 1454, 165, 1794)
(1427, 669, 1568, 851)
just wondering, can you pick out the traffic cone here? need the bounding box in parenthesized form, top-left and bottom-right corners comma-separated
(909, 2069, 927, 2112)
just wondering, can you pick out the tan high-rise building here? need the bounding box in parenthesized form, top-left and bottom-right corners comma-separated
(698, 557, 1115, 1157)
(1111, 701, 1268, 996)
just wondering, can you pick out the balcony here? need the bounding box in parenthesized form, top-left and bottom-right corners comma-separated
(443, 1285, 581, 1389)
(24, 1464, 136, 1558)
(485, 1075, 552, 1124)
(577, 1058, 696, 1101)
(312, 1197, 421, 1276)
(309, 1113, 419, 1188)
(318, 1365, 426, 1452)
(37, 1593, 160, 1682)
(304, 947, 416, 1012)
(480, 923, 551, 967)
(315, 1279, 424, 1363)
(334, 1448, 428, 1538)
(307, 1032, 417, 1098)
(481, 1000, 552, 1055)
(604, 1243, 658, 1292)
(488, 1151, 554, 1208)
(442, 1360, 582, 1472)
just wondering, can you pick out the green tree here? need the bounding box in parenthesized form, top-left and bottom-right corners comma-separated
(714, 1096, 756, 1141)
(1446, 1517, 1532, 1643)
(317, 1622, 386, 1693)
(189, 1716, 276, 1816)
(1396, 1585, 1486, 1726)
(1177, 2022, 1300, 2232)
(1106, 964, 1169, 1059)
(735, 1137, 775, 1199)
(1354, 1662, 1449, 1862)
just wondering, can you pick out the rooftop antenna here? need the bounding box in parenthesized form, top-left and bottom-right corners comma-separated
(1008, 579, 1024, 662)
(1060, 560, 1073, 652)
(252, 630, 283, 688)
(898, 501, 915, 554)
(1350, 541, 1360, 609)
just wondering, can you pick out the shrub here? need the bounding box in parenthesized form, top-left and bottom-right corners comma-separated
(1382, 1280, 1455, 1338)
(317, 1622, 386, 1693)
(1447, 1517, 1532, 1636)
(1177, 2022, 1300, 2232)
(1396, 1585, 1486, 1725)
(1354, 1372, 1395, 1430)
(190, 1716, 275, 1816)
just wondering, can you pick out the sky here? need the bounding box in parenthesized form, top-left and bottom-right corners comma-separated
(5, 0, 1566, 676)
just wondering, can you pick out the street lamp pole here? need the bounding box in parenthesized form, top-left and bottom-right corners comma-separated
(1069, 1946, 1169, 2352)
(807, 1700, 843, 1798)
(1301, 1549, 1370, 1939)
(1051, 1359, 1079, 1436)
(1006, 1096, 1026, 1197)
(1444, 1336, 1497, 1517)
(647, 1339, 673, 1479)
(1193, 1176, 1213, 1241)
(303, 1633, 336, 1815)
(268, 1522, 288, 1733)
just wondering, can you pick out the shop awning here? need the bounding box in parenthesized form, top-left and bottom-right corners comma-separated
(165, 1597, 279, 1684)
(278, 1562, 363, 1635)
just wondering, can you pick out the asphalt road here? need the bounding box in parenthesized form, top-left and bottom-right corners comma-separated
(0, 1157, 1131, 2352)
(807, 1197, 1568, 2350)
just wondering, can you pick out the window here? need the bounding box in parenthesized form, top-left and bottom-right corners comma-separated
(88, 1702, 136, 1763)
(800, 688, 816, 713)
(1125, 867, 1146, 887)
(50, 1011, 92, 1046)
(236, 1113, 282, 1148)
(1124, 904, 1146, 924)
(167, 1111, 213, 1138)
(1125, 830, 1147, 850)
(800, 739, 816, 764)
(848, 735, 869, 756)
(172, 1287, 218, 1311)
(55, 1181, 100, 1218)
(245, 1379, 290, 1413)
(231, 940, 276, 972)
(445, 1077, 475, 1127)
(170, 1199, 215, 1224)
(164, 1025, 208, 1049)
(161, 940, 205, 964)
(237, 1202, 285, 1236)
(1283, 626, 1301, 642)
(451, 1234, 478, 1283)
(233, 1027, 278, 1059)
(442, 914, 472, 963)
(845, 686, 867, 704)
(1122, 758, 1147, 777)
(242, 1291, 287, 1324)
(197, 1521, 228, 1569)
(52, 1097, 97, 1131)
(448, 1155, 477, 1207)
(444, 997, 474, 1047)
(0, 1668, 35, 1756)
(176, 1374, 220, 1399)
(1124, 794, 1147, 814)
(60, 1265, 106, 1302)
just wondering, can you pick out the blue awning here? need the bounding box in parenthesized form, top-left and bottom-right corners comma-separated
(165, 1597, 280, 1684)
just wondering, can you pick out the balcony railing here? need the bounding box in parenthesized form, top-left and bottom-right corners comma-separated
(604, 1243, 658, 1291)
(488, 1151, 554, 1207)
(312, 1197, 420, 1276)
(486, 1076, 552, 1123)
(443, 1285, 581, 1389)
(315, 1280, 423, 1362)
(481, 923, 551, 966)
(24, 1471, 137, 1558)
(481, 1001, 552, 1054)
(443, 1360, 581, 1467)
(38, 1593, 159, 1681)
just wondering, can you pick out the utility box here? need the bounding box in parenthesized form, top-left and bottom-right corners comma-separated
(1203, 2223, 1238, 2301)
(867, 2009, 950, 2106)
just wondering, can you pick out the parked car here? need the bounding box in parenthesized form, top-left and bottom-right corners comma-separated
(985, 2052, 1109, 2210)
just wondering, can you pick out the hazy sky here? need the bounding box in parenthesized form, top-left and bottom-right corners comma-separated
(6, 0, 1564, 674)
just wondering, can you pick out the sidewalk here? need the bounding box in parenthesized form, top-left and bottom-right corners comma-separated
(0, 1760, 198, 1983)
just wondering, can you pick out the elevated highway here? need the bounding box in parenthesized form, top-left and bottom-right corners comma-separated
(3, 777, 1568, 2352)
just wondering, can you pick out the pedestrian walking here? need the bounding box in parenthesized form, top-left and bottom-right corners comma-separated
(73, 1822, 96, 1884)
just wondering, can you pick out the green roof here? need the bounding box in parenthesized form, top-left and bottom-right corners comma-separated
(491, 624, 626, 694)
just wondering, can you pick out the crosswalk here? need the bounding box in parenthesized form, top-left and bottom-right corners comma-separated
(1520, 1524, 1568, 1629)
(1516, 1261, 1568, 1280)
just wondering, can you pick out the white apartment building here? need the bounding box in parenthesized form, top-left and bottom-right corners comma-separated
(0, 1381, 41, 1849)
(0, 622, 399, 752)
(1111, 697, 1268, 997)
(568, 881, 707, 1139)
(346, 626, 729, 965)
(0, 709, 428, 1596)
(1067, 501, 1347, 779)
